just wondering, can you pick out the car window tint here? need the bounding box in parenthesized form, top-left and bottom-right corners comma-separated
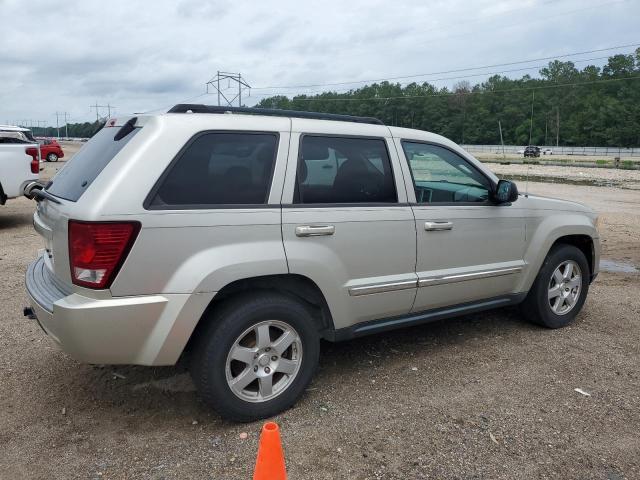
(149, 132, 278, 208)
(296, 136, 397, 204)
(401, 142, 490, 204)
(46, 126, 140, 201)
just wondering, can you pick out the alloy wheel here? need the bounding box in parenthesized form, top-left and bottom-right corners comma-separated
(548, 260, 582, 315)
(225, 320, 302, 403)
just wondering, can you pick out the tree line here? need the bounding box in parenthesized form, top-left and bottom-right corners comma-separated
(256, 49, 640, 147)
(35, 120, 105, 139)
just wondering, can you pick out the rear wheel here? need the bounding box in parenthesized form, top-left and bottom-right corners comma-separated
(521, 244, 590, 328)
(190, 293, 320, 422)
(47, 153, 58, 162)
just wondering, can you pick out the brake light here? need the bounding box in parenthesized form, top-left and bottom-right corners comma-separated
(68, 221, 141, 289)
(26, 147, 39, 173)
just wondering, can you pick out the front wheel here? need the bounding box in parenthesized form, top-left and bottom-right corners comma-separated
(190, 293, 320, 422)
(47, 153, 58, 162)
(521, 244, 590, 328)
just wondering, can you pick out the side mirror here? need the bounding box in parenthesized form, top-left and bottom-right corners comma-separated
(492, 179, 518, 204)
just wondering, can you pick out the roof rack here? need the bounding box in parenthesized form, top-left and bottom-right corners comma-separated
(167, 104, 384, 125)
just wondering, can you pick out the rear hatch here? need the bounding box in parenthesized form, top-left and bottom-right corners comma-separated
(32, 117, 143, 291)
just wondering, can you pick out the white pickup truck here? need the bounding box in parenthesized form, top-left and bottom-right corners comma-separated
(0, 125, 40, 205)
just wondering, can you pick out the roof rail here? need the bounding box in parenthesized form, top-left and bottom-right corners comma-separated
(167, 104, 384, 125)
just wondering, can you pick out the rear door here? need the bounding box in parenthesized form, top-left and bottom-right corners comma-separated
(281, 121, 417, 331)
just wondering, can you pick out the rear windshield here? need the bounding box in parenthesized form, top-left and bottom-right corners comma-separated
(46, 126, 140, 201)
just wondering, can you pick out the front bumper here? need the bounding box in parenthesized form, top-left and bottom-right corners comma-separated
(25, 255, 197, 365)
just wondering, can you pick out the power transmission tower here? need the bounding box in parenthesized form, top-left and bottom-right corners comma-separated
(206, 72, 250, 107)
(90, 103, 115, 122)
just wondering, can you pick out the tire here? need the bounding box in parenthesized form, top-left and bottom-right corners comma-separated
(521, 244, 590, 328)
(47, 153, 58, 162)
(190, 292, 320, 422)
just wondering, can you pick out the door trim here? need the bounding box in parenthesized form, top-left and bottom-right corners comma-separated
(349, 279, 418, 296)
(418, 266, 523, 288)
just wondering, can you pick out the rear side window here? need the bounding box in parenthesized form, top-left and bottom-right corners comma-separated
(147, 132, 278, 208)
(296, 136, 397, 204)
(46, 126, 140, 201)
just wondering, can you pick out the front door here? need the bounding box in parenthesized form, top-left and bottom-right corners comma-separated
(281, 127, 417, 330)
(395, 139, 525, 313)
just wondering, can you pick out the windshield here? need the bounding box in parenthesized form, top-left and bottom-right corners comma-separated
(46, 126, 140, 202)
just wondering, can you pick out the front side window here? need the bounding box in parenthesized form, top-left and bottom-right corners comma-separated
(149, 132, 278, 208)
(401, 142, 490, 204)
(296, 136, 397, 204)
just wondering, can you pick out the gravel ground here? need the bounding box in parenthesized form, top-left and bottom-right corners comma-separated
(488, 162, 640, 190)
(1, 159, 639, 479)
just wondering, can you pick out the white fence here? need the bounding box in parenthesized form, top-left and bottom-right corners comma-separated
(462, 145, 640, 158)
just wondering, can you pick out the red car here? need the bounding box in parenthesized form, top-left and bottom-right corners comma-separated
(38, 138, 65, 162)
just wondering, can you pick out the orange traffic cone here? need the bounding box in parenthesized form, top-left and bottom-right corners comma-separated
(253, 422, 287, 480)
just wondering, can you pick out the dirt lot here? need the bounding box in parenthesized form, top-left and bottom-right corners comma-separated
(1, 158, 639, 479)
(472, 151, 640, 167)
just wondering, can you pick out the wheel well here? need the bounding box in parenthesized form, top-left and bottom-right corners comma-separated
(186, 274, 335, 351)
(551, 235, 594, 276)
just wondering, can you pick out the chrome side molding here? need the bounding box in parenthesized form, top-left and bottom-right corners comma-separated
(349, 279, 417, 296)
(418, 266, 523, 287)
(348, 266, 523, 297)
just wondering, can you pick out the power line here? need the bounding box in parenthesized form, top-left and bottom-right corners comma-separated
(250, 53, 626, 98)
(271, 75, 640, 103)
(251, 43, 640, 91)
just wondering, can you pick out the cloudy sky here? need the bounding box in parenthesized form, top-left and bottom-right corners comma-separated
(0, 0, 638, 127)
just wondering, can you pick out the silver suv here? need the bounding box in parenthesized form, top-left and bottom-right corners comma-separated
(25, 105, 600, 421)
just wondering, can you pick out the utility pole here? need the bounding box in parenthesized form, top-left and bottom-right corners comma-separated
(544, 116, 548, 146)
(498, 120, 506, 160)
(528, 91, 535, 146)
(64, 112, 70, 138)
(206, 72, 250, 107)
(55, 112, 70, 138)
(556, 107, 560, 147)
(36, 120, 46, 137)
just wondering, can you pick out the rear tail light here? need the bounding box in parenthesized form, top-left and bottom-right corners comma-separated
(68, 221, 141, 289)
(26, 147, 39, 173)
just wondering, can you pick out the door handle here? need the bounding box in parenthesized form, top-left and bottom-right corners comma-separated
(424, 221, 453, 231)
(295, 225, 335, 237)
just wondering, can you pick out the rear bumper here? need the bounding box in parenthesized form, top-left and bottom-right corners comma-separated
(25, 256, 209, 365)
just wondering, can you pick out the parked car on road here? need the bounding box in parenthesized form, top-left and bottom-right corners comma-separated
(0, 125, 40, 205)
(24, 106, 600, 421)
(542, 148, 553, 155)
(524, 146, 541, 157)
(38, 138, 65, 162)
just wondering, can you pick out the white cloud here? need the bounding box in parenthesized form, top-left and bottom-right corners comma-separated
(0, 0, 637, 125)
